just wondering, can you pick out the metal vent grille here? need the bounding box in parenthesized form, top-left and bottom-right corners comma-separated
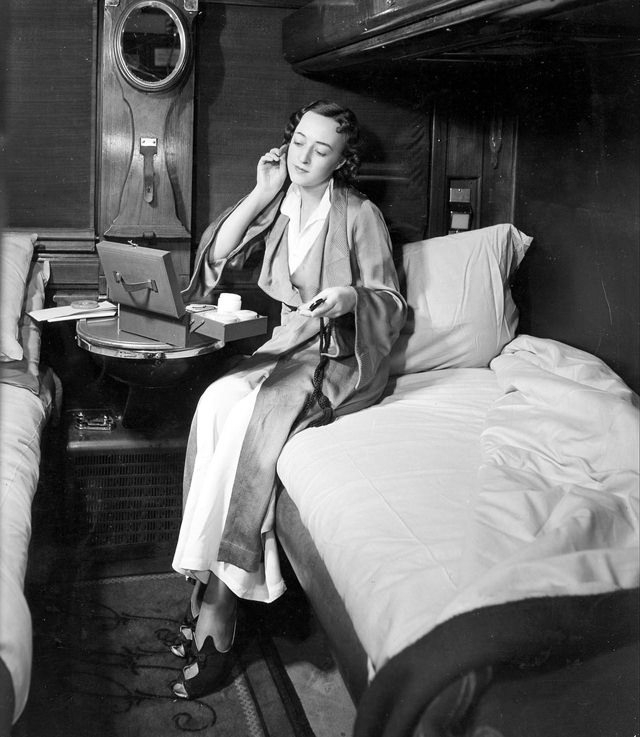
(73, 448, 185, 549)
(65, 408, 188, 557)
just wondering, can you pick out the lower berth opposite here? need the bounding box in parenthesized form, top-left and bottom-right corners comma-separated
(0, 234, 56, 733)
(0, 381, 56, 730)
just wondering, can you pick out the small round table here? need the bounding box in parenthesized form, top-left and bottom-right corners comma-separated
(76, 316, 225, 428)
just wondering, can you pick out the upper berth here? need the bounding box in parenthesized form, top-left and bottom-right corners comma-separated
(282, 0, 639, 72)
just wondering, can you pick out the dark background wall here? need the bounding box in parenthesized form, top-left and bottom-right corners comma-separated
(511, 56, 639, 392)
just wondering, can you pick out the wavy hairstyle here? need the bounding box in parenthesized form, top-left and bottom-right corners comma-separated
(282, 100, 363, 185)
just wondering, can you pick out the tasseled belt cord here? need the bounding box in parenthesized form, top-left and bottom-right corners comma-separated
(297, 318, 335, 428)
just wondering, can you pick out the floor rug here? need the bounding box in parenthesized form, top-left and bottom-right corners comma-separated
(14, 573, 316, 737)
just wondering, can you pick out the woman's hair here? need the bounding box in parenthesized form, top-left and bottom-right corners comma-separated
(282, 100, 363, 184)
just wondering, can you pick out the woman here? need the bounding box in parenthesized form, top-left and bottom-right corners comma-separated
(171, 100, 406, 699)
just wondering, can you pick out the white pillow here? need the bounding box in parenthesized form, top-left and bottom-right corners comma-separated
(389, 224, 532, 375)
(0, 260, 50, 394)
(0, 232, 37, 361)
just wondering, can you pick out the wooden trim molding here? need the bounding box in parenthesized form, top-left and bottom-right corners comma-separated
(6, 228, 98, 255)
(10, 227, 101, 301)
(200, 0, 306, 7)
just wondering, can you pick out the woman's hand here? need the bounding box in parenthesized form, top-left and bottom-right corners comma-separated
(255, 145, 288, 199)
(213, 144, 287, 261)
(298, 287, 357, 319)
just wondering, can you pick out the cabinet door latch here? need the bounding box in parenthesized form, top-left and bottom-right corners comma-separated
(140, 137, 158, 204)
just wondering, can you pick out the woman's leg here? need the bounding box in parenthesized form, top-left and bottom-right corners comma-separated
(194, 574, 237, 652)
(172, 574, 238, 698)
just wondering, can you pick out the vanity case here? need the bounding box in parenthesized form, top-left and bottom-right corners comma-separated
(96, 240, 268, 347)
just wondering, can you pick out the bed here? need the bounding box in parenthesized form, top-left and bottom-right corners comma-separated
(0, 231, 58, 732)
(275, 225, 639, 737)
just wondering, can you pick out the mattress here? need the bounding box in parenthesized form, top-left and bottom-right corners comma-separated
(277, 367, 503, 673)
(0, 371, 57, 723)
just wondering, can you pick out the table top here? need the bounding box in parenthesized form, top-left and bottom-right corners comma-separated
(76, 316, 223, 360)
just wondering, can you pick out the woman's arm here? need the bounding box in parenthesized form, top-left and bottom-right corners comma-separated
(213, 146, 288, 261)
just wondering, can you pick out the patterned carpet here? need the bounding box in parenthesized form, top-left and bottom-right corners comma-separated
(14, 573, 317, 737)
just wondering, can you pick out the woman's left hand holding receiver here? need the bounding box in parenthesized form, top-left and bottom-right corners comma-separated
(298, 287, 356, 318)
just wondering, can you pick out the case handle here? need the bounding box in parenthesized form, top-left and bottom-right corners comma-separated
(113, 271, 158, 293)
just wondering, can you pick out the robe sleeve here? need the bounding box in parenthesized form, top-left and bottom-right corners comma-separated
(325, 198, 407, 390)
(181, 194, 284, 303)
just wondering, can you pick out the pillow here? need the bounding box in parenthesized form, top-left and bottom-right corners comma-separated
(0, 231, 37, 361)
(0, 260, 50, 393)
(389, 224, 532, 375)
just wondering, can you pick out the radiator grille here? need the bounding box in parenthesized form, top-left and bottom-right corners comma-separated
(72, 449, 185, 548)
(66, 411, 187, 556)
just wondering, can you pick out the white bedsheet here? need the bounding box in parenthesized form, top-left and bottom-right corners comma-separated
(278, 367, 503, 672)
(437, 335, 639, 624)
(277, 336, 639, 677)
(0, 379, 54, 723)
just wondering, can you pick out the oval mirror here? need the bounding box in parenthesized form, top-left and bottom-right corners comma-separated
(114, 0, 190, 92)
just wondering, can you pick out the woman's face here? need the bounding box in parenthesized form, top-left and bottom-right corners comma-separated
(287, 111, 346, 190)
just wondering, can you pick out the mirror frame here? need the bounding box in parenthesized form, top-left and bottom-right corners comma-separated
(113, 0, 191, 93)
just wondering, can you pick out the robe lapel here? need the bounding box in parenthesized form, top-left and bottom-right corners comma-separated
(321, 184, 352, 287)
(257, 213, 301, 306)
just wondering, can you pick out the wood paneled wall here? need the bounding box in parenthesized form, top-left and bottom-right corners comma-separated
(4, 0, 97, 306)
(4, 0, 96, 231)
(427, 93, 517, 238)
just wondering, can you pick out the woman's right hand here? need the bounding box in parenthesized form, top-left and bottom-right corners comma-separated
(256, 145, 288, 198)
(212, 144, 287, 262)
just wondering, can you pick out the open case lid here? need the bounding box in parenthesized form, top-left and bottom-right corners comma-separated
(97, 241, 185, 318)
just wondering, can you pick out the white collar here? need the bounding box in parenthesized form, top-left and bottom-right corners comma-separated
(281, 180, 333, 228)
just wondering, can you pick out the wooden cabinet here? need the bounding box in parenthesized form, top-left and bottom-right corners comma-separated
(97, 0, 199, 285)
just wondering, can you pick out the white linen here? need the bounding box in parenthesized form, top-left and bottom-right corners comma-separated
(0, 379, 53, 723)
(437, 335, 640, 624)
(278, 336, 639, 678)
(277, 368, 502, 672)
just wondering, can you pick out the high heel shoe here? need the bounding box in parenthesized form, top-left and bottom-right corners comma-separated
(172, 616, 237, 699)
